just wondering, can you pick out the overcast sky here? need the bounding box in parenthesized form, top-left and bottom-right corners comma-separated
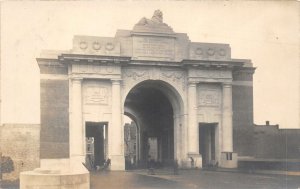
(1, 1, 299, 128)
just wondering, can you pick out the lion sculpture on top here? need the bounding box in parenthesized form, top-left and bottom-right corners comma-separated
(134, 9, 174, 33)
(137, 10, 165, 26)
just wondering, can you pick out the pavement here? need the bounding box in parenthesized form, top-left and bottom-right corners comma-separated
(90, 171, 188, 189)
(91, 168, 300, 189)
(1, 168, 300, 189)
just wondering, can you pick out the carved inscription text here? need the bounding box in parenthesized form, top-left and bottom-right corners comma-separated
(85, 87, 108, 105)
(133, 36, 174, 60)
(198, 90, 220, 107)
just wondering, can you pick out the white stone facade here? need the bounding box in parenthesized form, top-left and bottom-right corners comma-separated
(67, 65, 236, 169)
(19, 10, 255, 189)
(58, 17, 249, 169)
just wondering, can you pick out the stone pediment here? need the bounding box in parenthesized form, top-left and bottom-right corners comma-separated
(132, 10, 174, 34)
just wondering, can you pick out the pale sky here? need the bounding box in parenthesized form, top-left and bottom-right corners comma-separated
(1, 1, 299, 128)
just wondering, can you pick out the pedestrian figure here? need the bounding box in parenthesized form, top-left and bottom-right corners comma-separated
(173, 159, 179, 175)
(104, 158, 111, 171)
(148, 159, 155, 175)
(190, 157, 194, 168)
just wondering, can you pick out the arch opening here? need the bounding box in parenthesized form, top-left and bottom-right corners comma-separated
(124, 80, 184, 169)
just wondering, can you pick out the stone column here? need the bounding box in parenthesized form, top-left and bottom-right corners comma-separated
(70, 78, 85, 163)
(187, 81, 202, 168)
(109, 79, 125, 170)
(187, 82, 198, 154)
(222, 83, 233, 152)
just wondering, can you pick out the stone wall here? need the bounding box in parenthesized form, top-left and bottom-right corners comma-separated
(232, 69, 254, 157)
(40, 79, 69, 158)
(38, 58, 70, 158)
(0, 124, 40, 180)
(253, 125, 300, 159)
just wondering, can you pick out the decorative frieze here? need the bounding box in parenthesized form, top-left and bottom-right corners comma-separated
(189, 43, 231, 60)
(72, 36, 120, 56)
(72, 64, 120, 75)
(123, 68, 151, 81)
(189, 69, 231, 79)
(160, 68, 186, 91)
(122, 67, 186, 91)
(161, 70, 183, 81)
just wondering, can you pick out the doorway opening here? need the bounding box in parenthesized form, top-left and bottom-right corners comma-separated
(199, 123, 217, 168)
(85, 122, 108, 170)
(124, 81, 176, 169)
(123, 115, 138, 170)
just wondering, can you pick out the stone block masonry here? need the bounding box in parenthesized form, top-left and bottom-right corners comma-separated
(0, 124, 40, 180)
(232, 85, 254, 156)
(232, 68, 255, 157)
(40, 80, 69, 159)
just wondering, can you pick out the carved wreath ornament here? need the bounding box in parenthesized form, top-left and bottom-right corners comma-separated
(79, 41, 88, 50)
(195, 48, 203, 55)
(207, 48, 215, 56)
(105, 42, 115, 51)
(219, 49, 226, 56)
(161, 71, 183, 81)
(124, 69, 148, 80)
(93, 42, 101, 50)
(194, 48, 226, 57)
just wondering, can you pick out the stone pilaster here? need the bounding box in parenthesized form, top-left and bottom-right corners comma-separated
(109, 79, 125, 170)
(187, 81, 202, 168)
(187, 82, 198, 153)
(70, 78, 85, 163)
(220, 82, 238, 169)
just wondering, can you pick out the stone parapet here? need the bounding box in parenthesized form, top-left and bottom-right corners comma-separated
(189, 42, 231, 60)
(72, 36, 121, 56)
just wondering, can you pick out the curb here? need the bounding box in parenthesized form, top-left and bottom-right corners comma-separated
(209, 168, 300, 176)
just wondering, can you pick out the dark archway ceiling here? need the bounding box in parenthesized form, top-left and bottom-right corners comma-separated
(124, 84, 173, 132)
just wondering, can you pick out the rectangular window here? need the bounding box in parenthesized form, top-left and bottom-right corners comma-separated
(226, 152, 232, 160)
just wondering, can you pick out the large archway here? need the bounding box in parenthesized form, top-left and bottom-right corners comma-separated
(124, 80, 184, 169)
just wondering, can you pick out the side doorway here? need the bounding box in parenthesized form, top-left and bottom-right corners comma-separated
(85, 122, 108, 170)
(199, 123, 217, 168)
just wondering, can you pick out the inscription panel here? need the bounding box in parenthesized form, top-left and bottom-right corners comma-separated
(85, 87, 108, 104)
(198, 90, 220, 107)
(132, 36, 175, 61)
(83, 81, 111, 122)
(83, 81, 111, 106)
(197, 84, 222, 124)
(197, 84, 222, 108)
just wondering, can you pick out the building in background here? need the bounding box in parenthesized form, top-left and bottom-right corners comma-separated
(124, 121, 137, 169)
(238, 121, 300, 171)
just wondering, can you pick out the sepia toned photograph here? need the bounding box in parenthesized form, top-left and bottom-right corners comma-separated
(0, 1, 299, 188)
